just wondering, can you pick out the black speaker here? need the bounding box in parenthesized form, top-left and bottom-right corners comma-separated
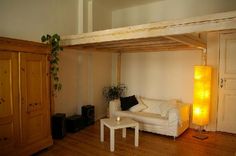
(82, 105, 95, 126)
(66, 115, 85, 133)
(51, 113, 66, 139)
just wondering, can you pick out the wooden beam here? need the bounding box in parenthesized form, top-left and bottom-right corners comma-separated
(95, 42, 183, 49)
(165, 35, 206, 49)
(122, 46, 200, 53)
(87, 40, 178, 49)
(63, 46, 119, 53)
(73, 36, 170, 48)
(61, 11, 236, 46)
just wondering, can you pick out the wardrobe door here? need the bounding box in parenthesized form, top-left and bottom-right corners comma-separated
(0, 51, 19, 154)
(20, 53, 51, 147)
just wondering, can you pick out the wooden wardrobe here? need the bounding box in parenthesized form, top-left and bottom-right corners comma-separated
(0, 37, 53, 155)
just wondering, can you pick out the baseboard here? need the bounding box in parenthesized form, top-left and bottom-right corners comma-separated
(95, 113, 107, 121)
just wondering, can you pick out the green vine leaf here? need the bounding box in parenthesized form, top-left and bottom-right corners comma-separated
(41, 34, 63, 93)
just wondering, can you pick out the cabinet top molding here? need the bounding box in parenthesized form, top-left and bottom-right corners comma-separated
(61, 10, 236, 53)
(0, 37, 50, 54)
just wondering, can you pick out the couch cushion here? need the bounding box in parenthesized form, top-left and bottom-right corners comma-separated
(159, 100, 178, 117)
(120, 95, 138, 111)
(115, 111, 168, 126)
(129, 96, 147, 112)
(140, 97, 165, 114)
(129, 103, 147, 112)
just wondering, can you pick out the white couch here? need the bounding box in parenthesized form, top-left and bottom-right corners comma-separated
(109, 97, 190, 138)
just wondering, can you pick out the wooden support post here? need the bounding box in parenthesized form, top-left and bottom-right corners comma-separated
(117, 52, 121, 85)
(202, 48, 207, 66)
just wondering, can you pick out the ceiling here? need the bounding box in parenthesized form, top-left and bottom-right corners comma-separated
(95, 0, 163, 10)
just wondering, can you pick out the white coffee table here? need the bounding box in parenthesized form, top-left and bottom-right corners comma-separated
(100, 117, 139, 152)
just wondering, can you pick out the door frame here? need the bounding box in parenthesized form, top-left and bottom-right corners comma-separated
(216, 30, 236, 133)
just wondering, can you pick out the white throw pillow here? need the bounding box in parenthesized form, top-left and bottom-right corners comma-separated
(129, 103, 147, 112)
(129, 96, 147, 112)
(140, 97, 165, 114)
(159, 100, 178, 117)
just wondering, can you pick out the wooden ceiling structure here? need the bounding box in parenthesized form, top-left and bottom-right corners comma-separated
(61, 11, 236, 53)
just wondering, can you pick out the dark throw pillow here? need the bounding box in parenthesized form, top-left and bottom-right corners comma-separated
(120, 95, 138, 111)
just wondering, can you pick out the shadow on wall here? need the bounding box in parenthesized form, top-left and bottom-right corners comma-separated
(121, 50, 202, 103)
(54, 49, 112, 120)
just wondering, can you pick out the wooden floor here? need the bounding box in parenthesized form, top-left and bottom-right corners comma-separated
(36, 122, 236, 156)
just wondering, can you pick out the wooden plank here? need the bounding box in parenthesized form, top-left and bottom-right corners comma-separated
(0, 37, 50, 54)
(64, 46, 119, 53)
(87, 39, 179, 49)
(165, 35, 206, 49)
(122, 46, 199, 53)
(65, 36, 171, 48)
(61, 11, 236, 47)
(95, 42, 183, 49)
(65, 44, 199, 53)
(37, 122, 236, 156)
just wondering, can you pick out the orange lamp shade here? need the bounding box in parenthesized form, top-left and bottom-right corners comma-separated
(192, 66, 212, 126)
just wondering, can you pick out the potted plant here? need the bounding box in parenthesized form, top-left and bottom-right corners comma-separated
(103, 84, 127, 102)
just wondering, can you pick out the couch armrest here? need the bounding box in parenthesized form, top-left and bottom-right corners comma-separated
(168, 103, 190, 125)
(109, 99, 121, 117)
(179, 103, 190, 122)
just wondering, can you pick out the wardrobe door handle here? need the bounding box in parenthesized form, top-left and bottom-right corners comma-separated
(0, 97, 5, 104)
(220, 78, 224, 88)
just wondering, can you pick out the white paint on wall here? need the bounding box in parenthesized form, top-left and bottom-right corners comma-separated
(0, 0, 78, 41)
(78, 0, 84, 34)
(87, 0, 93, 32)
(206, 32, 220, 131)
(121, 51, 201, 103)
(54, 49, 82, 116)
(93, 0, 112, 31)
(111, 53, 118, 85)
(92, 52, 112, 119)
(55, 49, 112, 119)
(112, 0, 236, 28)
(88, 52, 93, 106)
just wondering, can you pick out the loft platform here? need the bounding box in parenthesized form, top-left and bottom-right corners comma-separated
(61, 11, 236, 53)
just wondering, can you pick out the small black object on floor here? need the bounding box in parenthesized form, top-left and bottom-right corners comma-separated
(82, 105, 95, 126)
(51, 113, 66, 139)
(66, 115, 85, 133)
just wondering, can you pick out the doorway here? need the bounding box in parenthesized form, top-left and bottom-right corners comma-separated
(217, 32, 236, 134)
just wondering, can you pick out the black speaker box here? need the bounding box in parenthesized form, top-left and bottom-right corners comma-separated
(82, 105, 95, 126)
(66, 115, 85, 133)
(51, 113, 66, 139)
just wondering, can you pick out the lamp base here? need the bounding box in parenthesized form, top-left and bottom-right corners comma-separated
(193, 134, 208, 140)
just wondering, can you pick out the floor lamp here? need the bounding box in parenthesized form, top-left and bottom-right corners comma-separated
(192, 65, 212, 140)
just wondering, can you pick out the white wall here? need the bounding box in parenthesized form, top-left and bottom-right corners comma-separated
(93, 0, 112, 31)
(55, 49, 112, 119)
(121, 51, 201, 103)
(112, 0, 236, 28)
(0, 0, 79, 42)
(207, 32, 220, 131)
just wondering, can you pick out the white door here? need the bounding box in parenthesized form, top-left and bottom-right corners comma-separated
(217, 32, 236, 134)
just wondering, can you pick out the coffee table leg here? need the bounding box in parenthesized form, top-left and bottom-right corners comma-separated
(135, 124, 139, 147)
(110, 128, 115, 152)
(100, 121, 104, 142)
(122, 128, 126, 138)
